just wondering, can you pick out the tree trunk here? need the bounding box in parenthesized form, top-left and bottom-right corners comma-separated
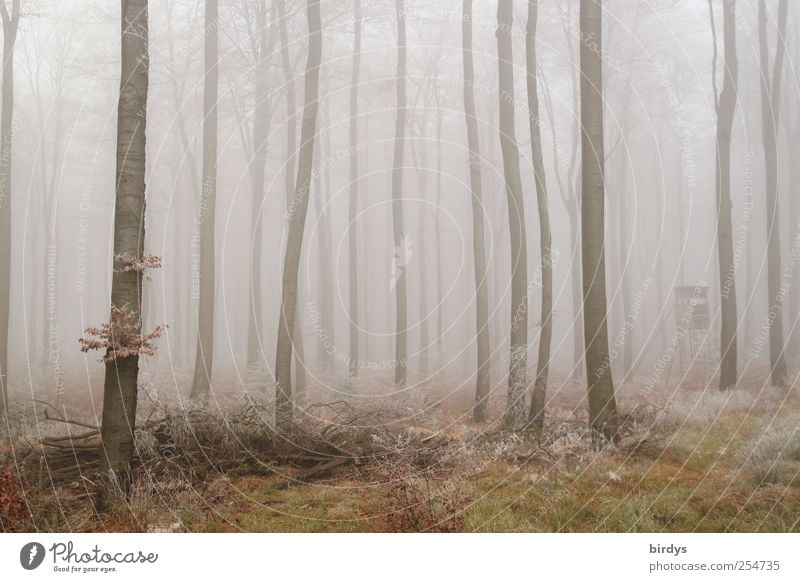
(275, 0, 322, 432)
(714, 0, 739, 391)
(580, 0, 618, 440)
(526, 0, 552, 433)
(463, 0, 491, 423)
(348, 0, 362, 382)
(0, 0, 19, 417)
(497, 0, 529, 430)
(318, 86, 335, 377)
(434, 103, 444, 355)
(277, 0, 306, 395)
(189, 0, 219, 402)
(97, 0, 149, 506)
(758, 0, 789, 386)
(392, 0, 408, 388)
(569, 198, 583, 379)
(246, 1, 276, 378)
(410, 122, 431, 379)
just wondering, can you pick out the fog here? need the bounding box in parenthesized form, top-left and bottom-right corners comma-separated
(3, 0, 798, 413)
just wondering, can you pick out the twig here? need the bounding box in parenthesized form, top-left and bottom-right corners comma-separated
(43, 410, 100, 431)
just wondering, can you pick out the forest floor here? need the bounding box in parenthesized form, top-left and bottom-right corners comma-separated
(2, 367, 800, 532)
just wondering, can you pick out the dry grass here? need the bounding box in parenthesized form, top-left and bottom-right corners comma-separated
(2, 370, 799, 532)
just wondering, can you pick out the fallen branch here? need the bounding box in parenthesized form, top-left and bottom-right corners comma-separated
(43, 410, 100, 432)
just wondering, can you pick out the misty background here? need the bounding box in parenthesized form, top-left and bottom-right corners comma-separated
(6, 0, 799, 406)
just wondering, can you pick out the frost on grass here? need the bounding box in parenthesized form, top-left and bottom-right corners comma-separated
(79, 305, 167, 363)
(743, 412, 800, 487)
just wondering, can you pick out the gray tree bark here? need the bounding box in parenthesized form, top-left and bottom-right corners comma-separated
(276, 0, 306, 396)
(246, 0, 277, 378)
(526, 0, 553, 434)
(189, 0, 219, 402)
(714, 0, 739, 391)
(580, 0, 618, 440)
(497, 0, 529, 430)
(275, 0, 322, 432)
(392, 0, 408, 388)
(317, 82, 335, 377)
(0, 0, 19, 417)
(757, 0, 789, 387)
(463, 0, 490, 423)
(96, 0, 149, 506)
(410, 116, 431, 379)
(348, 0, 362, 382)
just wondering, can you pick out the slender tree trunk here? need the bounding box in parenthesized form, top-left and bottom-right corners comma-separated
(758, 0, 789, 386)
(497, 0, 529, 430)
(277, 0, 306, 394)
(580, 0, 618, 440)
(97, 0, 149, 506)
(392, 0, 408, 387)
(0, 0, 19, 417)
(714, 0, 739, 391)
(434, 103, 444, 354)
(616, 142, 633, 379)
(189, 0, 219, 402)
(318, 86, 335, 376)
(526, 0, 552, 433)
(246, 1, 276, 378)
(411, 124, 430, 379)
(348, 0, 362, 382)
(463, 0, 490, 423)
(275, 0, 322, 432)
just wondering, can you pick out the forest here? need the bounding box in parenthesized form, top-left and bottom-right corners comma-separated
(0, 0, 799, 533)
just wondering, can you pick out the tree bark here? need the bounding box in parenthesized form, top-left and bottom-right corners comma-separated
(463, 0, 491, 423)
(580, 0, 618, 440)
(275, 0, 322, 432)
(246, 0, 277, 378)
(410, 117, 431, 379)
(0, 0, 19, 417)
(189, 0, 219, 402)
(757, 0, 789, 386)
(497, 0, 529, 430)
(392, 0, 408, 388)
(276, 0, 306, 396)
(526, 0, 552, 433)
(97, 0, 149, 506)
(317, 83, 335, 376)
(348, 0, 362, 382)
(714, 0, 739, 391)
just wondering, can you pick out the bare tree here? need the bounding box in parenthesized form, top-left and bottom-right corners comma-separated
(540, 25, 583, 380)
(275, 0, 322, 432)
(526, 0, 553, 433)
(277, 0, 306, 395)
(758, 0, 789, 386)
(392, 0, 408, 388)
(580, 0, 618, 439)
(96, 0, 150, 506)
(497, 0, 528, 429)
(462, 0, 490, 423)
(348, 0, 362, 382)
(246, 0, 278, 379)
(189, 0, 220, 402)
(711, 0, 739, 391)
(0, 0, 19, 417)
